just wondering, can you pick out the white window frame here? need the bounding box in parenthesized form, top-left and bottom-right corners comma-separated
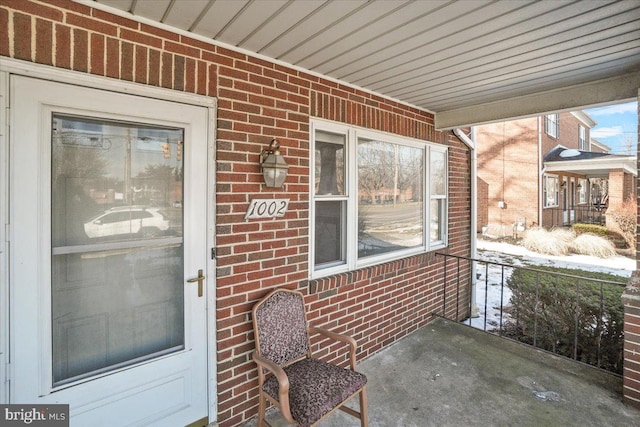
(578, 125, 587, 151)
(543, 174, 559, 208)
(309, 119, 448, 279)
(545, 114, 559, 139)
(578, 178, 587, 204)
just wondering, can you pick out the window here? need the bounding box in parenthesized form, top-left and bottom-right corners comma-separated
(543, 175, 559, 208)
(578, 125, 587, 150)
(578, 178, 587, 204)
(311, 120, 447, 277)
(545, 114, 559, 138)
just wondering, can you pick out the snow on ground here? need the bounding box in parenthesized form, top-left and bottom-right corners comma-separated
(466, 238, 635, 331)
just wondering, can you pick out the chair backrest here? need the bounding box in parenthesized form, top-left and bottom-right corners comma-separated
(253, 289, 310, 366)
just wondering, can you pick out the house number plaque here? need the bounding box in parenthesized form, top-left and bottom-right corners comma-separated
(245, 198, 289, 219)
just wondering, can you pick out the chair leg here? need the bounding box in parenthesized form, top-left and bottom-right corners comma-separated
(258, 393, 266, 427)
(360, 386, 368, 427)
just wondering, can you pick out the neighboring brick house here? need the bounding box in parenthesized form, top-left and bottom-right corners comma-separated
(0, 1, 471, 426)
(476, 111, 636, 236)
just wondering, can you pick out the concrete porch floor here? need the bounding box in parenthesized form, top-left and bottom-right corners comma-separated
(248, 317, 640, 427)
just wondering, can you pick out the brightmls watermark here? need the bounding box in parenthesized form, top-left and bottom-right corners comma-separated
(0, 405, 69, 426)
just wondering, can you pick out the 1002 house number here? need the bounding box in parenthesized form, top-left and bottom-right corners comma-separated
(245, 199, 289, 219)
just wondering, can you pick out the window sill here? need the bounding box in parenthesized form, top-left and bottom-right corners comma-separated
(310, 246, 444, 280)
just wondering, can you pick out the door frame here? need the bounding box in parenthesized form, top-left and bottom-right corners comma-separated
(0, 59, 218, 424)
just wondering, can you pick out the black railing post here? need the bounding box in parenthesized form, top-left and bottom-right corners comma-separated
(442, 256, 448, 317)
(574, 279, 581, 361)
(499, 265, 505, 337)
(534, 271, 540, 348)
(456, 258, 461, 321)
(484, 262, 489, 332)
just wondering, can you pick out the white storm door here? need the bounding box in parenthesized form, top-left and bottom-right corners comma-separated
(10, 76, 209, 427)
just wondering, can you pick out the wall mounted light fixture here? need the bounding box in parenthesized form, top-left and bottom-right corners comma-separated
(259, 139, 289, 188)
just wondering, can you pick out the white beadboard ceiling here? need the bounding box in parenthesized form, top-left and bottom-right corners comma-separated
(88, 0, 640, 128)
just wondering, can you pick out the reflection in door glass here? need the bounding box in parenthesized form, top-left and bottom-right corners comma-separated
(51, 114, 185, 385)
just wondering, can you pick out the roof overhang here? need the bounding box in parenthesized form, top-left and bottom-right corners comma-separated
(82, 0, 640, 130)
(544, 155, 637, 178)
(435, 70, 640, 129)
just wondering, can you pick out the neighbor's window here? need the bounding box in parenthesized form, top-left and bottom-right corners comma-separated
(543, 175, 559, 208)
(578, 178, 587, 204)
(578, 125, 587, 150)
(545, 114, 559, 138)
(311, 120, 447, 277)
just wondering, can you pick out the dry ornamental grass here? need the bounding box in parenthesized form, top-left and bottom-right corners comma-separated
(523, 228, 616, 258)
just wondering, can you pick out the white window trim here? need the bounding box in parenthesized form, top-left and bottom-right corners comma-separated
(309, 119, 448, 279)
(543, 174, 559, 208)
(545, 114, 559, 139)
(578, 125, 588, 151)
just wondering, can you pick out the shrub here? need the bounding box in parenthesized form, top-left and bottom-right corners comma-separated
(608, 196, 637, 249)
(504, 265, 625, 374)
(572, 223, 608, 236)
(522, 228, 573, 256)
(569, 233, 616, 258)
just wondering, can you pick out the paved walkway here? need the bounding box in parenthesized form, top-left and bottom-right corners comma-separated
(251, 317, 640, 427)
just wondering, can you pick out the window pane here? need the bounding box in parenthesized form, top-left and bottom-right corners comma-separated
(52, 245, 184, 385)
(52, 115, 183, 246)
(315, 131, 345, 196)
(545, 176, 557, 206)
(315, 200, 346, 267)
(430, 199, 444, 242)
(51, 114, 185, 385)
(357, 139, 423, 258)
(430, 150, 446, 195)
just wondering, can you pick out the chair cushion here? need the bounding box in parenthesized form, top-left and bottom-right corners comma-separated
(262, 358, 367, 427)
(255, 291, 309, 366)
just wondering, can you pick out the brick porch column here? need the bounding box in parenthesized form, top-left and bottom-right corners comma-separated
(622, 92, 640, 408)
(623, 279, 640, 408)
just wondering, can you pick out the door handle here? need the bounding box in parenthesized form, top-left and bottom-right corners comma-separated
(186, 269, 205, 297)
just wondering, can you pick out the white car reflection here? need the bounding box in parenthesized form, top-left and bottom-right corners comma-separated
(84, 206, 170, 239)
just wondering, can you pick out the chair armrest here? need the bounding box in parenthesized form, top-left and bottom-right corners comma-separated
(252, 352, 294, 423)
(309, 326, 358, 370)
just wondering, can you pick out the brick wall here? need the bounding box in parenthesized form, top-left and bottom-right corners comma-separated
(622, 84, 640, 410)
(1, 1, 472, 426)
(541, 112, 586, 155)
(476, 118, 540, 233)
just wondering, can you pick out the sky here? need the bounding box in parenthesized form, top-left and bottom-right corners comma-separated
(584, 101, 638, 155)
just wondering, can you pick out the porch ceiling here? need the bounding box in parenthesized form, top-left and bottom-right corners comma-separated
(87, 0, 640, 129)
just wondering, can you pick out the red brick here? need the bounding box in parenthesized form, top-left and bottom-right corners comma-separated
(148, 49, 160, 86)
(66, 12, 117, 37)
(185, 57, 196, 93)
(90, 7, 138, 29)
(55, 23, 70, 69)
(2, 0, 63, 21)
(35, 18, 53, 65)
(105, 37, 119, 78)
(13, 12, 32, 61)
(90, 33, 105, 75)
(120, 41, 133, 81)
(134, 44, 147, 83)
(160, 51, 172, 89)
(0, 8, 7, 57)
(120, 28, 162, 49)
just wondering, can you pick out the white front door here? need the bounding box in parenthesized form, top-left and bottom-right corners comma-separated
(9, 76, 210, 426)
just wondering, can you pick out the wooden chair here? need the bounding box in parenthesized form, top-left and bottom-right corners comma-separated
(252, 288, 368, 427)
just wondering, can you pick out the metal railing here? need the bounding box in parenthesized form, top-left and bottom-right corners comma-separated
(435, 252, 627, 375)
(548, 205, 606, 228)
